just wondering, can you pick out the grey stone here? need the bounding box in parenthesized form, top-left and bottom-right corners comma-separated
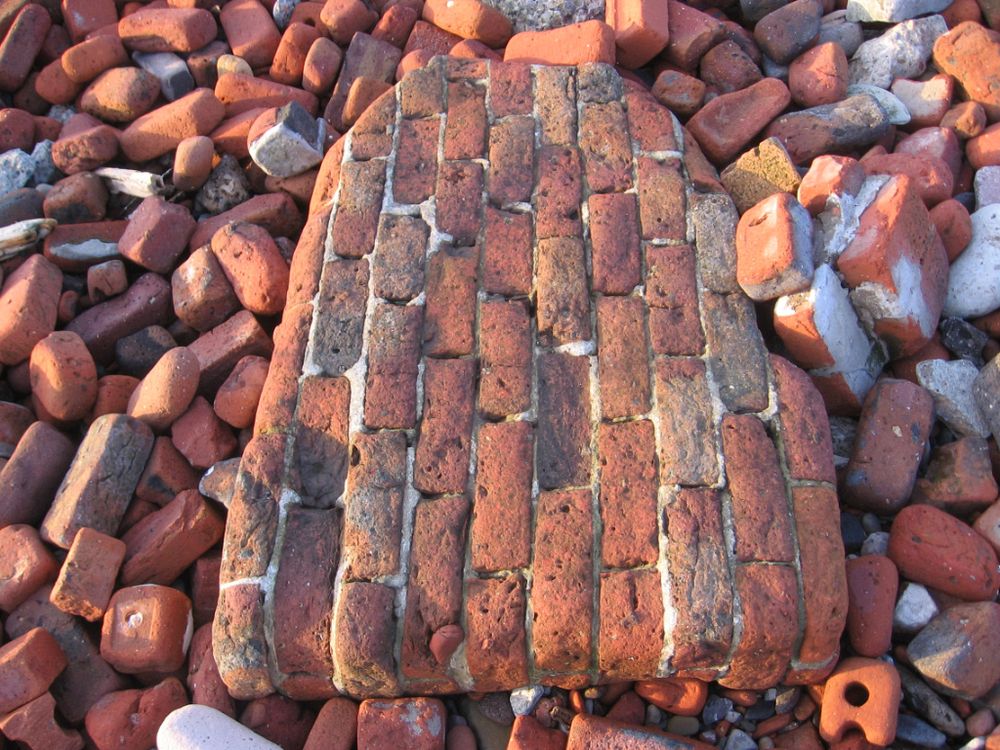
(248, 100, 325, 178)
(725, 728, 758, 750)
(975, 166, 1000, 209)
(974, 354, 1000, 438)
(701, 291, 770, 412)
(849, 16, 948, 89)
(846, 0, 950, 22)
(894, 583, 939, 635)
(576, 62, 623, 103)
(761, 56, 789, 80)
(846, 83, 911, 125)
(940, 317, 988, 366)
(30, 140, 59, 184)
(666, 715, 701, 736)
(46, 104, 75, 124)
(0, 149, 35, 195)
(199, 457, 241, 509)
(133, 51, 194, 101)
(509, 686, 545, 716)
(828, 416, 857, 463)
(272, 0, 301, 28)
(917, 359, 991, 438)
(818, 10, 863, 56)
(478, 692, 515, 726)
(196, 154, 252, 216)
(766, 95, 892, 164)
(841, 512, 865, 553)
(754, 0, 823, 65)
(703, 695, 734, 725)
(860, 531, 889, 555)
(481, 0, 603, 31)
(742, 0, 789, 23)
(943, 206, 1000, 318)
(895, 714, 947, 748)
(897, 664, 966, 739)
(691, 192, 740, 294)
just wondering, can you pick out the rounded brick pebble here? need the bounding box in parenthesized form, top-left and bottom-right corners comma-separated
(126, 347, 200, 433)
(28, 331, 97, 423)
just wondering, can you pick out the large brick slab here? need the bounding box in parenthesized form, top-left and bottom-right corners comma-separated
(217, 60, 844, 699)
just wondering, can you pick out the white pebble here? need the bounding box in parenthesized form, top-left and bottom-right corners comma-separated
(157, 705, 282, 750)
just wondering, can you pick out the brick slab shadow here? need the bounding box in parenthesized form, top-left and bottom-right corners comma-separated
(212, 57, 848, 701)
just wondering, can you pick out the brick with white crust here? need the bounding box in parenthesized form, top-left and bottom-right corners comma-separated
(735, 192, 814, 301)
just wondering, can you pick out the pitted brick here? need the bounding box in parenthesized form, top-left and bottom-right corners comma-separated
(534, 66, 577, 146)
(393, 118, 440, 204)
(597, 296, 651, 419)
(646, 245, 705, 356)
(487, 116, 535, 206)
(598, 421, 659, 568)
(536, 145, 583, 240)
(465, 575, 529, 690)
(537, 352, 592, 490)
(372, 215, 429, 302)
(365, 304, 423, 429)
(599, 568, 664, 680)
(293, 376, 350, 508)
(435, 161, 484, 246)
(472, 421, 533, 572)
(589, 193, 641, 296)
(479, 299, 532, 418)
(444, 80, 487, 160)
(330, 160, 386, 258)
(423, 247, 477, 357)
(311, 258, 369, 377)
(537, 237, 591, 347)
(579, 102, 633, 193)
(482, 207, 533, 296)
(413, 358, 476, 496)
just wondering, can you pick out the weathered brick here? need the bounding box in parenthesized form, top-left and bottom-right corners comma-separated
(219, 435, 282, 582)
(646, 245, 705, 356)
(579, 102, 633, 193)
(589, 192, 641, 295)
(464, 575, 529, 690)
(335, 581, 399, 696)
(536, 145, 583, 240)
(330, 160, 386, 258)
(413, 358, 475, 496)
(479, 299, 532, 419)
(790, 486, 846, 670)
(637, 156, 686, 242)
(665, 488, 733, 675)
(213, 583, 272, 700)
(489, 62, 533, 117)
(626, 89, 679, 153)
(535, 66, 577, 146)
(487, 116, 535, 206)
(372, 214, 428, 302)
(537, 353, 592, 490)
(400, 61, 444, 119)
(350, 88, 397, 161)
(770, 354, 836, 484)
(423, 246, 476, 357)
(403, 20, 462, 57)
(532, 488, 593, 673)
(287, 208, 330, 307)
(435, 161, 483, 246)
(254, 302, 311, 435)
(654, 358, 719, 486)
(721, 564, 799, 689)
(471, 421, 533, 572)
(393, 117, 439, 204)
(189, 310, 273, 394)
(700, 291, 769, 413)
(294, 376, 350, 508)
(444, 80, 487, 159)
(343, 431, 406, 580)
(272, 506, 338, 696)
(401, 495, 468, 684)
(690, 192, 740, 294)
(365, 304, 423, 429)
(537, 237, 591, 346)
(599, 568, 664, 680)
(325, 33, 401, 132)
(311, 258, 369, 376)
(721, 414, 795, 564)
(482, 207, 532, 296)
(598, 421, 658, 568)
(597, 296, 651, 419)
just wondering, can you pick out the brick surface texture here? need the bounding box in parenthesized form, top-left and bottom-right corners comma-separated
(214, 59, 844, 700)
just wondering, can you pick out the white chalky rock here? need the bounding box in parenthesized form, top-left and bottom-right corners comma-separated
(860, 531, 890, 556)
(510, 685, 546, 716)
(846, 0, 950, 23)
(894, 582, 939, 635)
(975, 166, 1000, 210)
(846, 84, 911, 125)
(30, 140, 57, 185)
(813, 175, 889, 266)
(157, 705, 281, 750)
(0, 149, 35, 196)
(916, 358, 991, 438)
(944, 205, 1000, 318)
(481, 0, 603, 31)
(849, 16, 948, 89)
(248, 101, 326, 178)
(890, 76, 952, 126)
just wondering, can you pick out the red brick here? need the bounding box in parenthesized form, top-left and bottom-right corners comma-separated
(423, 246, 477, 357)
(509, 715, 567, 750)
(270, 22, 320, 86)
(172, 395, 238, 470)
(0, 4, 50, 92)
(326, 33, 401, 132)
(536, 145, 583, 240)
(309, 259, 368, 381)
(626, 88, 680, 153)
(365, 304, 423, 429)
(645, 245, 704, 356)
(721, 564, 799, 689)
(687, 78, 791, 164)
(606, 0, 670, 68)
(599, 568, 664, 680)
(0, 525, 58, 613)
(48, 528, 122, 622)
(272, 506, 338, 698)
(579, 102, 633, 193)
(537, 237, 591, 346)
(663, 0, 725, 70)
(330, 160, 387, 259)
(771, 355, 836, 484)
(304, 698, 358, 750)
(414, 358, 475, 496)
(637, 156, 686, 242)
(444, 80, 487, 160)
(372, 3, 418, 47)
(504, 20, 616, 66)
(464, 574, 529, 690)
(531, 488, 593, 673)
(487, 115, 535, 205)
(62, 0, 116, 42)
(478, 299, 532, 418)
(343, 431, 406, 579)
(791, 486, 847, 671)
(597, 421, 658, 569)
(482, 207, 532, 296)
(912, 437, 998, 515)
(119, 88, 225, 163)
(404, 19, 463, 57)
(666, 489, 734, 675)
(335, 582, 399, 696)
(0, 253, 62, 366)
(189, 192, 303, 251)
(119, 489, 224, 586)
(700, 291, 770, 412)
(0, 692, 83, 750)
(373, 214, 428, 301)
(435, 160, 483, 246)
(84, 678, 188, 750)
(399, 63, 445, 119)
(393, 117, 440, 204)
(700, 39, 763, 95)
(214, 355, 269, 430)
(589, 193, 641, 296)
(101, 584, 192, 674)
(171, 247, 240, 333)
(568, 714, 715, 749)
(217, 0, 279, 68)
(652, 69, 707, 119)
(29, 330, 98, 423)
(188, 310, 273, 394)
(401, 495, 468, 685)
(118, 196, 196, 275)
(471, 421, 533, 572)
(190, 554, 221, 628)
(721, 414, 795, 564)
(537, 353, 591, 490)
(532, 65, 576, 145)
(213, 583, 272, 700)
(293, 375, 350, 508)
(357, 698, 446, 749)
(0, 422, 76, 529)
(118, 7, 216, 53)
(489, 62, 533, 117)
(253, 304, 311, 436)
(597, 296, 650, 419)
(215, 73, 318, 119)
(654, 358, 718, 486)
(932, 22, 1000, 121)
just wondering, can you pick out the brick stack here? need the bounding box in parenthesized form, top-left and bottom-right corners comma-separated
(213, 58, 847, 701)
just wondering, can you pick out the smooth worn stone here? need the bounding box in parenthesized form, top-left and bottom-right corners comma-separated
(764, 94, 892, 164)
(157, 704, 280, 749)
(944, 205, 1000, 318)
(897, 664, 967, 739)
(893, 582, 939, 635)
(849, 15, 948, 89)
(916, 358, 991, 437)
(908, 602, 1000, 701)
(894, 714, 948, 749)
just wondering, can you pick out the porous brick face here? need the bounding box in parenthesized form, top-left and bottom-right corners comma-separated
(215, 59, 843, 699)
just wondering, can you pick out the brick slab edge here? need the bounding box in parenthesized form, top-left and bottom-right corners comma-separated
(212, 57, 847, 701)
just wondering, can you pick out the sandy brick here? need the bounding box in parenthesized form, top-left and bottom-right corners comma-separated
(599, 568, 664, 679)
(536, 145, 583, 240)
(365, 304, 423, 429)
(537, 237, 591, 346)
(597, 296, 651, 419)
(579, 102, 633, 193)
(423, 247, 477, 357)
(478, 299, 532, 419)
(464, 575, 529, 690)
(598, 421, 658, 568)
(487, 115, 535, 206)
(537, 353, 591, 490)
(654, 358, 718, 486)
(413, 358, 476, 496)
(482, 207, 532, 296)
